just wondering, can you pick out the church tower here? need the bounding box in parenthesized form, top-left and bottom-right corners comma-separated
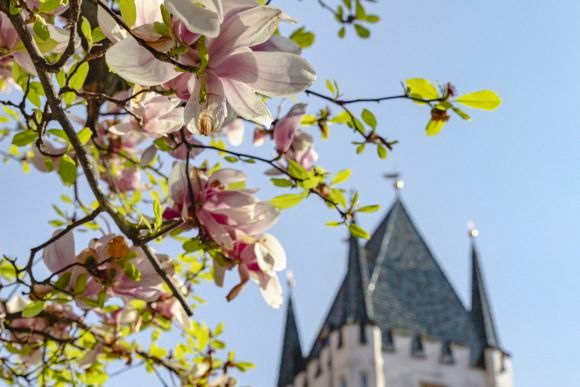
(277, 196, 514, 387)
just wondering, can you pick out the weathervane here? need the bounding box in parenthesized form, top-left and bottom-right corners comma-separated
(384, 172, 405, 193)
(286, 270, 296, 289)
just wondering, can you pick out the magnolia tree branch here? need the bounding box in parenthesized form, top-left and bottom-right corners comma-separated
(0, 2, 193, 317)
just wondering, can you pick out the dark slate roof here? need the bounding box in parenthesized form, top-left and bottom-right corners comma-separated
(282, 197, 505, 380)
(470, 242, 501, 365)
(364, 198, 475, 349)
(306, 235, 374, 359)
(277, 295, 304, 387)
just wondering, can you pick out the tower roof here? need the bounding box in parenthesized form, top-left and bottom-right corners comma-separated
(470, 241, 501, 364)
(365, 198, 473, 347)
(277, 295, 304, 387)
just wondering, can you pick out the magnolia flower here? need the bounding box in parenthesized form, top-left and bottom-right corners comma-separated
(228, 234, 286, 308)
(273, 103, 319, 169)
(164, 162, 279, 251)
(108, 91, 184, 138)
(43, 231, 169, 305)
(0, 14, 35, 74)
(151, 292, 191, 329)
(106, 2, 316, 135)
(29, 140, 66, 173)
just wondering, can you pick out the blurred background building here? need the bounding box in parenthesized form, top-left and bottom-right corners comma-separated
(277, 190, 513, 387)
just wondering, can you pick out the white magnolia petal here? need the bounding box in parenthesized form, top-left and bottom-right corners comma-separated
(259, 274, 283, 308)
(217, 51, 316, 96)
(106, 37, 180, 86)
(221, 79, 272, 127)
(97, 6, 126, 43)
(134, 0, 164, 26)
(108, 122, 136, 136)
(255, 233, 286, 272)
(6, 295, 31, 314)
(164, 0, 222, 38)
(224, 119, 244, 146)
(209, 6, 284, 64)
(213, 259, 226, 287)
(43, 229, 76, 274)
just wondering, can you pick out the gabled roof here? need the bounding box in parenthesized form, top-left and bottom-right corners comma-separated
(277, 295, 304, 387)
(470, 242, 501, 365)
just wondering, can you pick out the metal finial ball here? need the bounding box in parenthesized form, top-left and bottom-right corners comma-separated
(395, 179, 405, 190)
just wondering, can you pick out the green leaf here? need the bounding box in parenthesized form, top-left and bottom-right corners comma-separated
(290, 27, 315, 49)
(22, 301, 45, 318)
(377, 144, 387, 159)
(366, 14, 380, 23)
(77, 127, 92, 145)
(123, 262, 141, 282)
(74, 273, 88, 295)
(455, 90, 501, 111)
(357, 204, 380, 213)
(325, 221, 342, 227)
(271, 193, 305, 209)
(405, 78, 440, 101)
(39, 0, 62, 13)
(271, 178, 294, 188)
(12, 130, 37, 146)
(361, 108, 377, 129)
(354, 24, 370, 38)
(33, 17, 50, 41)
(153, 194, 162, 230)
(349, 223, 370, 239)
(332, 168, 352, 185)
(451, 106, 472, 121)
(81, 16, 93, 49)
(325, 79, 336, 95)
(119, 0, 137, 27)
(338, 27, 346, 39)
(287, 160, 309, 180)
(54, 271, 72, 290)
(426, 119, 446, 136)
(69, 62, 89, 90)
(342, 0, 352, 10)
(355, 0, 365, 18)
(58, 154, 77, 186)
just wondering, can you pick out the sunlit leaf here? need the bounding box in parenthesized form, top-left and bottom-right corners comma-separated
(455, 90, 502, 111)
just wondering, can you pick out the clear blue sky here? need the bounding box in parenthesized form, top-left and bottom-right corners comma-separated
(1, 0, 579, 386)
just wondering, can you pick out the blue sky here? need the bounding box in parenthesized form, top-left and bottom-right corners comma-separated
(1, 0, 580, 386)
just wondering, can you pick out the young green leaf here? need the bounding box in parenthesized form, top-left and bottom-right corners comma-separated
(405, 78, 440, 101)
(58, 155, 77, 186)
(22, 301, 45, 318)
(349, 223, 370, 239)
(354, 24, 370, 38)
(12, 130, 37, 146)
(77, 127, 92, 145)
(119, 0, 137, 27)
(332, 169, 352, 185)
(361, 109, 377, 129)
(271, 193, 305, 209)
(455, 90, 501, 111)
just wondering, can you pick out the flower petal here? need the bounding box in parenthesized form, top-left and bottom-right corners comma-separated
(255, 233, 286, 272)
(221, 78, 272, 127)
(184, 75, 228, 135)
(106, 37, 180, 86)
(259, 274, 283, 308)
(164, 0, 222, 38)
(274, 103, 306, 153)
(43, 230, 76, 274)
(216, 51, 316, 96)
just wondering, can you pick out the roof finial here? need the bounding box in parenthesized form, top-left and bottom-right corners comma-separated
(286, 270, 296, 289)
(467, 221, 479, 239)
(384, 172, 404, 193)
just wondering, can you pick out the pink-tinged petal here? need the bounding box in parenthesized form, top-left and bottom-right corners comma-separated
(106, 37, 180, 86)
(134, 0, 164, 26)
(184, 75, 228, 135)
(221, 78, 272, 127)
(216, 51, 316, 96)
(97, 6, 126, 43)
(170, 299, 191, 329)
(144, 108, 184, 136)
(43, 230, 76, 274)
(259, 274, 283, 308)
(224, 119, 244, 146)
(12, 52, 36, 75)
(108, 121, 137, 136)
(237, 203, 279, 236)
(253, 128, 267, 146)
(274, 103, 306, 153)
(197, 209, 233, 250)
(168, 162, 189, 206)
(140, 144, 158, 166)
(164, 0, 222, 38)
(209, 168, 247, 187)
(255, 233, 286, 273)
(209, 6, 285, 65)
(253, 35, 301, 54)
(222, 0, 257, 16)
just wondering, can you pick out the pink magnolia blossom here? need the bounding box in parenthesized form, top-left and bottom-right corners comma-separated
(43, 231, 169, 305)
(227, 234, 286, 308)
(164, 162, 279, 251)
(273, 103, 319, 169)
(151, 292, 191, 328)
(106, 1, 316, 135)
(108, 91, 184, 138)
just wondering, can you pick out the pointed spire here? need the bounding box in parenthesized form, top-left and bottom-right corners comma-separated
(470, 232, 500, 353)
(277, 294, 304, 387)
(343, 233, 374, 324)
